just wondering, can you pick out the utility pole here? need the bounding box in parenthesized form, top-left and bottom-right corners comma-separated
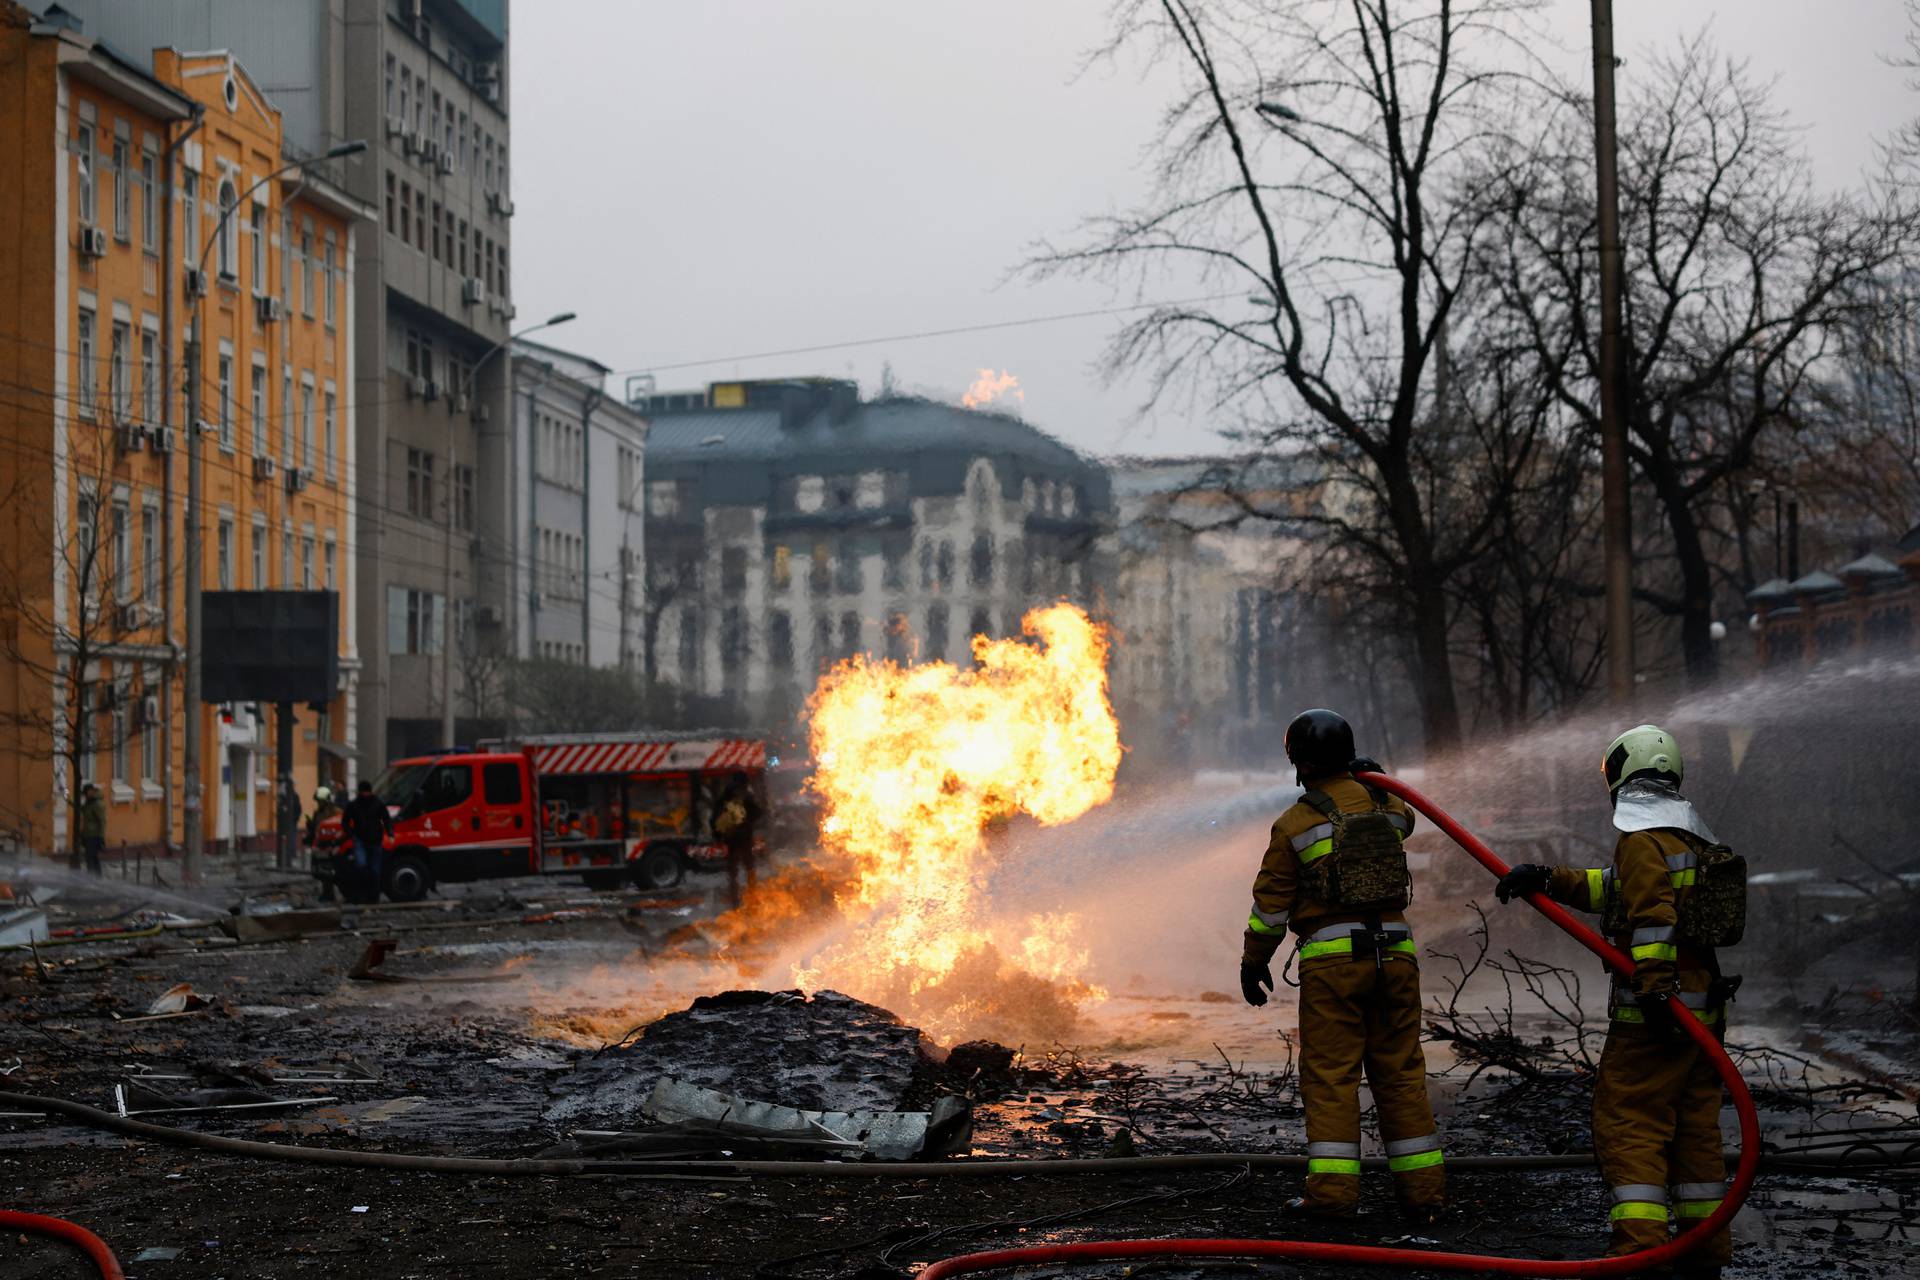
(182, 328, 204, 883)
(1592, 0, 1635, 706)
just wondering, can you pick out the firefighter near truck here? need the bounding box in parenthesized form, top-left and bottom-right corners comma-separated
(310, 734, 770, 902)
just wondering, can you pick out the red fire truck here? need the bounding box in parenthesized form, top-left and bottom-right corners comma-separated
(311, 733, 768, 902)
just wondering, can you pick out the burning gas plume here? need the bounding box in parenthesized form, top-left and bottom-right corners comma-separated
(961, 368, 1024, 411)
(795, 603, 1122, 1041)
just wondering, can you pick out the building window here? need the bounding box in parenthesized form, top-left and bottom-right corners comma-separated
(385, 171, 396, 235)
(77, 121, 95, 225)
(299, 380, 314, 472)
(430, 200, 441, 261)
(484, 134, 494, 190)
(281, 522, 294, 586)
(301, 535, 315, 590)
(181, 167, 197, 266)
(280, 367, 293, 466)
(139, 669, 158, 785)
(280, 210, 292, 305)
(617, 445, 640, 508)
(323, 237, 336, 326)
(969, 534, 994, 588)
(937, 540, 955, 589)
(252, 517, 267, 587)
(453, 464, 474, 532)
(216, 178, 237, 280)
(110, 697, 128, 789)
(415, 190, 426, 251)
(834, 545, 863, 595)
(216, 350, 233, 448)
(399, 64, 410, 127)
(249, 202, 266, 291)
(648, 479, 679, 517)
(969, 608, 992, 644)
(111, 134, 129, 240)
(139, 325, 157, 423)
(385, 53, 395, 115)
(323, 537, 337, 591)
(882, 540, 906, 591)
(885, 612, 910, 664)
(406, 447, 434, 518)
(770, 545, 791, 591)
(808, 543, 830, 595)
(925, 603, 949, 662)
(458, 217, 469, 274)
(140, 504, 157, 597)
(77, 307, 96, 417)
(722, 547, 747, 595)
(300, 226, 314, 315)
(111, 500, 130, 602)
(387, 586, 443, 656)
(812, 613, 833, 673)
(140, 146, 157, 251)
(76, 490, 98, 602)
(768, 610, 793, 678)
(721, 606, 746, 682)
(109, 320, 129, 421)
(250, 360, 267, 456)
(839, 611, 862, 659)
(323, 388, 337, 481)
(217, 517, 234, 590)
(919, 540, 933, 590)
(399, 180, 411, 245)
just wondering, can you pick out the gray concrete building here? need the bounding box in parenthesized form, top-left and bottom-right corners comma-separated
(508, 339, 648, 671)
(637, 379, 1110, 730)
(41, 0, 517, 764)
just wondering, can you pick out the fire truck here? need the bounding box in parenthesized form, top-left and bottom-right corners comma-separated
(311, 733, 768, 902)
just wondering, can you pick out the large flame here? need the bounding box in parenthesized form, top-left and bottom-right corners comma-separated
(961, 368, 1024, 411)
(796, 603, 1121, 1041)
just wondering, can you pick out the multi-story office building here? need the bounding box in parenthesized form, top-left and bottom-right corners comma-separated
(0, 7, 369, 855)
(638, 379, 1110, 729)
(509, 339, 648, 672)
(36, 0, 516, 765)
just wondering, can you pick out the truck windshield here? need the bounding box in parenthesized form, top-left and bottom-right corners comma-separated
(368, 762, 432, 809)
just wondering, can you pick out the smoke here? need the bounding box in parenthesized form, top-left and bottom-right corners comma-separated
(0, 861, 230, 919)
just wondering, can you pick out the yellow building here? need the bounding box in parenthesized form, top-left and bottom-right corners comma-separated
(0, 3, 373, 864)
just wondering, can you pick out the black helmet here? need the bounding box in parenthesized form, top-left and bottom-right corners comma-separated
(1284, 708, 1355, 783)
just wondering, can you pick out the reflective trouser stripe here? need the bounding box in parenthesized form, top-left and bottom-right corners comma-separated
(1631, 925, 1676, 945)
(1306, 1141, 1362, 1177)
(1307, 1158, 1362, 1175)
(1611, 1202, 1670, 1223)
(1300, 937, 1416, 961)
(1611, 1183, 1668, 1203)
(1676, 1199, 1723, 1220)
(1671, 1182, 1726, 1200)
(1388, 1148, 1445, 1173)
(1384, 1134, 1441, 1157)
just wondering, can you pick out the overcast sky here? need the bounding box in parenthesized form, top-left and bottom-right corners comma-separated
(511, 1, 1914, 460)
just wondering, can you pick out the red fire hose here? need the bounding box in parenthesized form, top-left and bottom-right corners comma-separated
(0, 1210, 125, 1280)
(920, 771, 1762, 1278)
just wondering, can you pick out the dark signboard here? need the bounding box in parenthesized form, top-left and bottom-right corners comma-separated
(202, 591, 340, 706)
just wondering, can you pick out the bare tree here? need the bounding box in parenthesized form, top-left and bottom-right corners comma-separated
(1483, 39, 1915, 681)
(0, 436, 169, 858)
(1037, 0, 1551, 751)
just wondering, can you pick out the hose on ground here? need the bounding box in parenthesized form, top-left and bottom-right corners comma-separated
(917, 771, 1766, 1278)
(0, 1209, 124, 1280)
(0, 1090, 1900, 1177)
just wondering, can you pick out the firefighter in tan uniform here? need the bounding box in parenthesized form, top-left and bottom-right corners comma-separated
(1240, 709, 1445, 1221)
(1497, 725, 1741, 1278)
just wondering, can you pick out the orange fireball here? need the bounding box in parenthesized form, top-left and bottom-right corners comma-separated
(797, 603, 1122, 1040)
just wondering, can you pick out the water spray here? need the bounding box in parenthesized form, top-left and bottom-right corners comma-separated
(917, 770, 1761, 1278)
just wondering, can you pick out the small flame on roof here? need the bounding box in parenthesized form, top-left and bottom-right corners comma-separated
(961, 369, 1024, 411)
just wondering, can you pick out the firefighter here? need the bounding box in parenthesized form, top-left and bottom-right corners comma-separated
(1495, 724, 1738, 1277)
(304, 786, 339, 849)
(1240, 709, 1444, 1221)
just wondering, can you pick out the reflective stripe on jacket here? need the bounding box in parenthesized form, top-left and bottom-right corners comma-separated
(1243, 774, 1415, 964)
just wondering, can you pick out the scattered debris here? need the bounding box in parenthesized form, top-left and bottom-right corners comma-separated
(144, 982, 214, 1016)
(221, 908, 341, 943)
(635, 1075, 971, 1161)
(132, 1246, 183, 1262)
(348, 938, 524, 984)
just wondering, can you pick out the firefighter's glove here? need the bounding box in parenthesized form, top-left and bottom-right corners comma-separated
(1495, 863, 1552, 904)
(1239, 958, 1274, 1008)
(1348, 755, 1385, 775)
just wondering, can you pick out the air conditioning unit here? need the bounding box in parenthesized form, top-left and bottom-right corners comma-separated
(406, 375, 427, 399)
(385, 114, 406, 139)
(448, 392, 468, 414)
(499, 197, 514, 217)
(476, 604, 502, 627)
(252, 454, 277, 481)
(138, 694, 160, 727)
(143, 603, 164, 626)
(117, 424, 147, 453)
(483, 81, 500, 104)
(437, 150, 454, 176)
(79, 226, 109, 258)
(184, 266, 207, 298)
(255, 293, 283, 324)
(285, 466, 309, 494)
(150, 426, 175, 452)
(411, 130, 430, 157)
(503, 303, 516, 321)
(461, 276, 485, 307)
(93, 683, 118, 711)
(112, 602, 141, 631)
(471, 401, 490, 425)
(423, 380, 440, 403)
(484, 189, 499, 213)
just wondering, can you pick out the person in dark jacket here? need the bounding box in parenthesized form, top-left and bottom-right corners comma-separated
(711, 771, 763, 908)
(341, 779, 394, 899)
(75, 783, 107, 875)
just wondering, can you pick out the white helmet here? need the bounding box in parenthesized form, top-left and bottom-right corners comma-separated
(314, 785, 333, 803)
(1602, 724, 1683, 796)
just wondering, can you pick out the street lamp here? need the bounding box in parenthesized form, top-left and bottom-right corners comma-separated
(439, 311, 577, 749)
(182, 139, 365, 882)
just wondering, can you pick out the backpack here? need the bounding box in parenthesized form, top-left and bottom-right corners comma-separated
(713, 797, 748, 839)
(1601, 839, 1746, 948)
(1296, 786, 1411, 912)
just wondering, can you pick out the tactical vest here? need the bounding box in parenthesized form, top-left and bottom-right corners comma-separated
(1600, 840, 1746, 948)
(1296, 786, 1412, 912)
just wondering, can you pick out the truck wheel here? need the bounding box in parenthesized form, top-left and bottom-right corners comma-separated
(632, 845, 685, 892)
(581, 869, 625, 891)
(384, 854, 434, 903)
